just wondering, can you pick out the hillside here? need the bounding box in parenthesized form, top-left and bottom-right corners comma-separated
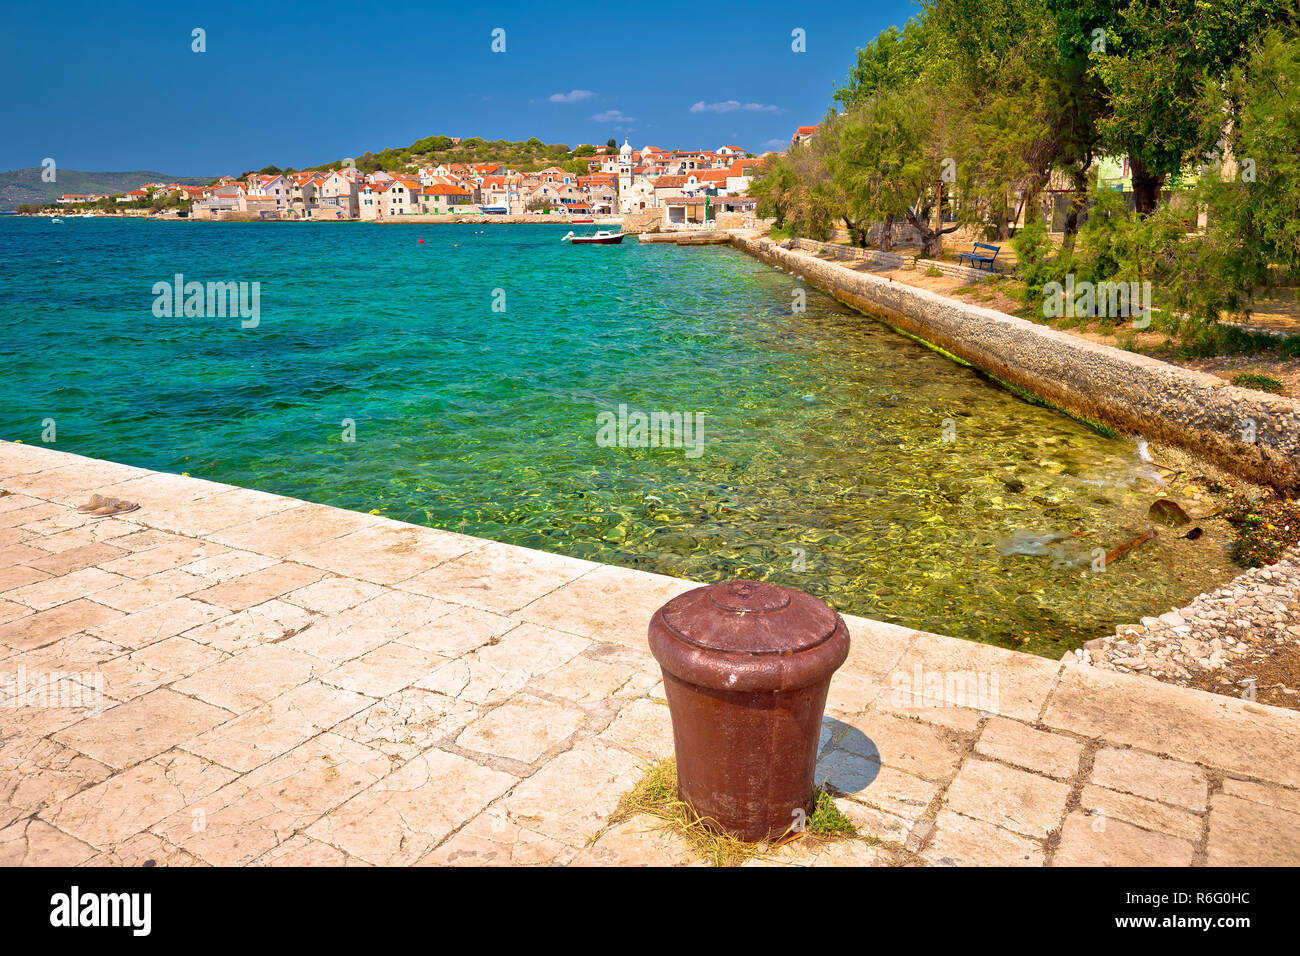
(0, 169, 212, 210)
(299, 136, 617, 177)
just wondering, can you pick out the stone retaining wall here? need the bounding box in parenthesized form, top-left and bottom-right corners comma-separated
(734, 235, 1300, 493)
(638, 230, 733, 245)
(618, 209, 663, 234)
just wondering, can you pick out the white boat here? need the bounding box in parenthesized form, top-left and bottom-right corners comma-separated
(561, 229, 625, 245)
(50, 217, 63, 224)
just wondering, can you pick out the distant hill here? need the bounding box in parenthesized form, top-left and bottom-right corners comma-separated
(297, 135, 593, 177)
(0, 169, 212, 210)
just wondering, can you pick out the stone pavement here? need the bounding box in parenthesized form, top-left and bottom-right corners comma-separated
(2, 441, 1298, 866)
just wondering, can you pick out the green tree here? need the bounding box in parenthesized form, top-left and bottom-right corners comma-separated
(1190, 25, 1300, 317)
(833, 16, 937, 110)
(833, 83, 966, 256)
(1090, 0, 1293, 215)
(751, 154, 801, 230)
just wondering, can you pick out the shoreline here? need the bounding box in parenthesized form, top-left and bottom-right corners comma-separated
(10, 211, 625, 225)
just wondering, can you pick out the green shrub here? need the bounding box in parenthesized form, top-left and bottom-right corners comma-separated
(808, 789, 857, 836)
(1231, 372, 1284, 393)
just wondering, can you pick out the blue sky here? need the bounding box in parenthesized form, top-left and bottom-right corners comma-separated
(1, 0, 918, 176)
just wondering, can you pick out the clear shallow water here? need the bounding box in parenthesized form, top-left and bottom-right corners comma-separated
(0, 218, 1235, 654)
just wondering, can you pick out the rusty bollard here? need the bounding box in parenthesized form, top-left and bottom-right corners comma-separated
(648, 580, 850, 842)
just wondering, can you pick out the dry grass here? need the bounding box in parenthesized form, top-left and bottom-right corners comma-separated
(598, 757, 857, 867)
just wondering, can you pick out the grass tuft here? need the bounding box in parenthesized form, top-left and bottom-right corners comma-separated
(1231, 371, 1284, 394)
(600, 757, 855, 867)
(808, 789, 857, 836)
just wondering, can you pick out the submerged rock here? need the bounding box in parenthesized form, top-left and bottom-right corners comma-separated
(996, 529, 1070, 557)
(1149, 498, 1191, 527)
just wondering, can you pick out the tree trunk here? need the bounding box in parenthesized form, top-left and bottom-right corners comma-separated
(843, 218, 867, 247)
(908, 212, 959, 259)
(1130, 157, 1163, 218)
(920, 229, 943, 259)
(1062, 188, 1087, 238)
(879, 213, 895, 253)
(1007, 192, 1027, 238)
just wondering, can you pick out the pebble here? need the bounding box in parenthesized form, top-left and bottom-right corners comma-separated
(1070, 544, 1300, 705)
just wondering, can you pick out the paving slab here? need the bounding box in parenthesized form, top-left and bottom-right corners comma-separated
(40, 749, 238, 849)
(1045, 663, 1300, 789)
(942, 758, 1071, 839)
(457, 695, 588, 764)
(1206, 793, 1300, 866)
(52, 688, 233, 770)
(884, 630, 1059, 721)
(303, 748, 517, 865)
(921, 809, 1046, 867)
(398, 541, 598, 614)
(1077, 783, 1204, 843)
(417, 803, 575, 867)
(974, 717, 1083, 780)
(1054, 811, 1196, 867)
(154, 733, 391, 866)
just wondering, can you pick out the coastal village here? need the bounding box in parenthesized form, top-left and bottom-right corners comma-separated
(50, 137, 776, 226)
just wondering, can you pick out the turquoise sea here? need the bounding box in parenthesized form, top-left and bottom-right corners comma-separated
(0, 217, 1236, 654)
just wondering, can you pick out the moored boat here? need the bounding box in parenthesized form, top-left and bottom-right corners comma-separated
(561, 229, 624, 245)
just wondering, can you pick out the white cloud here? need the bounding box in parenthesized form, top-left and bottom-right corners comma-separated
(690, 100, 781, 114)
(592, 109, 636, 123)
(691, 100, 739, 114)
(549, 89, 595, 103)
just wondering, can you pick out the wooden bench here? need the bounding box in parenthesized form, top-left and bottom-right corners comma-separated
(957, 242, 1001, 272)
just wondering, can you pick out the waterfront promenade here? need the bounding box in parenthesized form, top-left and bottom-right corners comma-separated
(2, 441, 1298, 866)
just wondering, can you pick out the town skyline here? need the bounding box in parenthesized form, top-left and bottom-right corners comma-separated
(35, 138, 773, 223)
